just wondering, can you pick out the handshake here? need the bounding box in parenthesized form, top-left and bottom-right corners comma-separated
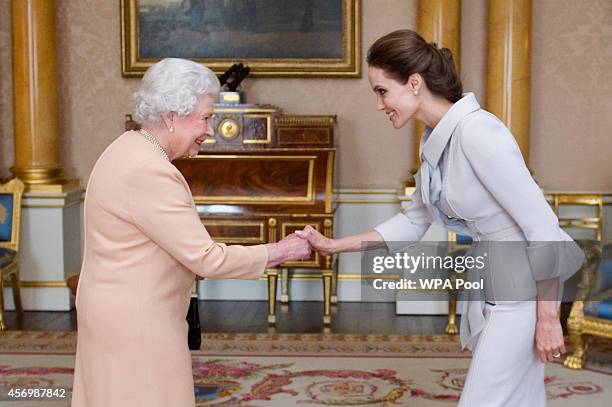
(265, 226, 333, 268)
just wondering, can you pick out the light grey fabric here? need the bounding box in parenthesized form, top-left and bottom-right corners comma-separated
(458, 301, 546, 406)
(420, 156, 473, 238)
(374, 92, 585, 350)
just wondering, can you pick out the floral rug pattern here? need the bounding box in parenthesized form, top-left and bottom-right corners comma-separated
(0, 332, 610, 406)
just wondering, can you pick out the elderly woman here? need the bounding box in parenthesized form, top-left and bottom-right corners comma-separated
(71, 58, 310, 407)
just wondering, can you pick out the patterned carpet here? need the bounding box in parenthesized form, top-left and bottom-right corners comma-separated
(0, 332, 610, 406)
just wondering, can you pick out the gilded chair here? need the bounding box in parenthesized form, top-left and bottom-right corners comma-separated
(553, 194, 603, 240)
(564, 240, 612, 369)
(0, 178, 25, 330)
(553, 193, 611, 369)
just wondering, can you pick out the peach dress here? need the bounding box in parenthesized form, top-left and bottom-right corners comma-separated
(71, 131, 267, 407)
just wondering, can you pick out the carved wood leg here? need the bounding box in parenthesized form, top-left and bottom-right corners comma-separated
(564, 331, 588, 369)
(10, 268, 23, 314)
(564, 300, 587, 369)
(331, 256, 338, 305)
(267, 269, 278, 324)
(445, 269, 463, 335)
(445, 295, 458, 334)
(322, 270, 333, 325)
(266, 217, 278, 324)
(564, 301, 587, 369)
(322, 218, 337, 307)
(280, 268, 289, 304)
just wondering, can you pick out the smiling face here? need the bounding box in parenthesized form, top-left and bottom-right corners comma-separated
(367, 65, 420, 129)
(169, 94, 215, 158)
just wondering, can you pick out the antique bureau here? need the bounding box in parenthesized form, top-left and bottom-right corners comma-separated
(127, 104, 337, 324)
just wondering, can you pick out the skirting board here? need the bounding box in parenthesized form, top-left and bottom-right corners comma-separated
(196, 280, 460, 315)
(198, 279, 382, 302)
(2, 287, 73, 311)
(396, 301, 453, 315)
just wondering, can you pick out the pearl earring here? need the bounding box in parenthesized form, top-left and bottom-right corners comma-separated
(169, 126, 174, 133)
(413, 90, 419, 96)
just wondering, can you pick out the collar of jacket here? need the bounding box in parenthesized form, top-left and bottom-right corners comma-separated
(420, 92, 481, 168)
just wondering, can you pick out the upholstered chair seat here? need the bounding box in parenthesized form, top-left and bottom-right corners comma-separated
(564, 241, 612, 369)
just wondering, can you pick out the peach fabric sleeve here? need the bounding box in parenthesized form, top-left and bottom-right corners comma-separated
(126, 158, 268, 280)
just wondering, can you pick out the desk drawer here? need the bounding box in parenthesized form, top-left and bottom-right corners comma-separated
(202, 219, 267, 244)
(199, 216, 333, 268)
(280, 220, 322, 267)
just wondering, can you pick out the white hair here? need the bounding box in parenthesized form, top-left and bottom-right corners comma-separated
(133, 58, 220, 125)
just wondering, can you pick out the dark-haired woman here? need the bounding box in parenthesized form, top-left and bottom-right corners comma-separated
(296, 30, 583, 406)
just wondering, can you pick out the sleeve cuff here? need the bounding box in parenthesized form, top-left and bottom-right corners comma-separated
(252, 244, 269, 279)
(526, 240, 585, 282)
(374, 213, 422, 252)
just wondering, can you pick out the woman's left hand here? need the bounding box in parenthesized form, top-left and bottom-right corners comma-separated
(294, 225, 335, 256)
(535, 315, 566, 363)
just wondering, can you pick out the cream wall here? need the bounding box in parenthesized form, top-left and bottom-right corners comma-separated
(0, 0, 610, 190)
(530, 0, 612, 190)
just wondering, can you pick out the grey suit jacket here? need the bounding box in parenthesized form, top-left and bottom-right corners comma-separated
(374, 93, 584, 301)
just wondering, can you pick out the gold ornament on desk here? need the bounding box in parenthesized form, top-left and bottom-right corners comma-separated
(219, 119, 239, 140)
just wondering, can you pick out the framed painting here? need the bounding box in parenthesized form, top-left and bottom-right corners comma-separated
(121, 0, 361, 77)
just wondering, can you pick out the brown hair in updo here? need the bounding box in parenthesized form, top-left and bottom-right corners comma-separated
(367, 29, 463, 103)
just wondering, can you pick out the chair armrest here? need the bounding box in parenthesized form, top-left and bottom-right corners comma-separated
(574, 240, 602, 302)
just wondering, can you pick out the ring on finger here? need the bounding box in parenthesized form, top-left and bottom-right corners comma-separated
(552, 352, 561, 358)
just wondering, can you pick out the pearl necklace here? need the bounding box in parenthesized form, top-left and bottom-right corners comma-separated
(139, 129, 169, 161)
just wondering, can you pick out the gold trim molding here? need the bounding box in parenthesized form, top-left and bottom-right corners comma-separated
(266, 273, 400, 281)
(335, 189, 398, 195)
(277, 116, 337, 127)
(202, 220, 266, 244)
(243, 114, 272, 144)
(325, 151, 335, 213)
(335, 199, 400, 204)
(121, 0, 361, 77)
(20, 280, 68, 288)
(214, 108, 277, 114)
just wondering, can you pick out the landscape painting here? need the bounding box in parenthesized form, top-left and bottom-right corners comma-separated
(121, 0, 361, 77)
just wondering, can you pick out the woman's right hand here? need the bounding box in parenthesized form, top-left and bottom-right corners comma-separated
(265, 233, 311, 268)
(535, 314, 566, 363)
(294, 225, 335, 256)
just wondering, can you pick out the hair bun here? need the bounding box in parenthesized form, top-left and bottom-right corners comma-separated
(366, 29, 463, 103)
(439, 47, 455, 63)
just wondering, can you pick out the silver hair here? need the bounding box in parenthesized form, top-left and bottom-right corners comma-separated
(133, 58, 220, 125)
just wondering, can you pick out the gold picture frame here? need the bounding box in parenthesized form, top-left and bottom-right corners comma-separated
(121, 0, 361, 77)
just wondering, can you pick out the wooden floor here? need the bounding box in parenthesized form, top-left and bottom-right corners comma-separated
(2, 301, 449, 334)
(2, 300, 572, 334)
